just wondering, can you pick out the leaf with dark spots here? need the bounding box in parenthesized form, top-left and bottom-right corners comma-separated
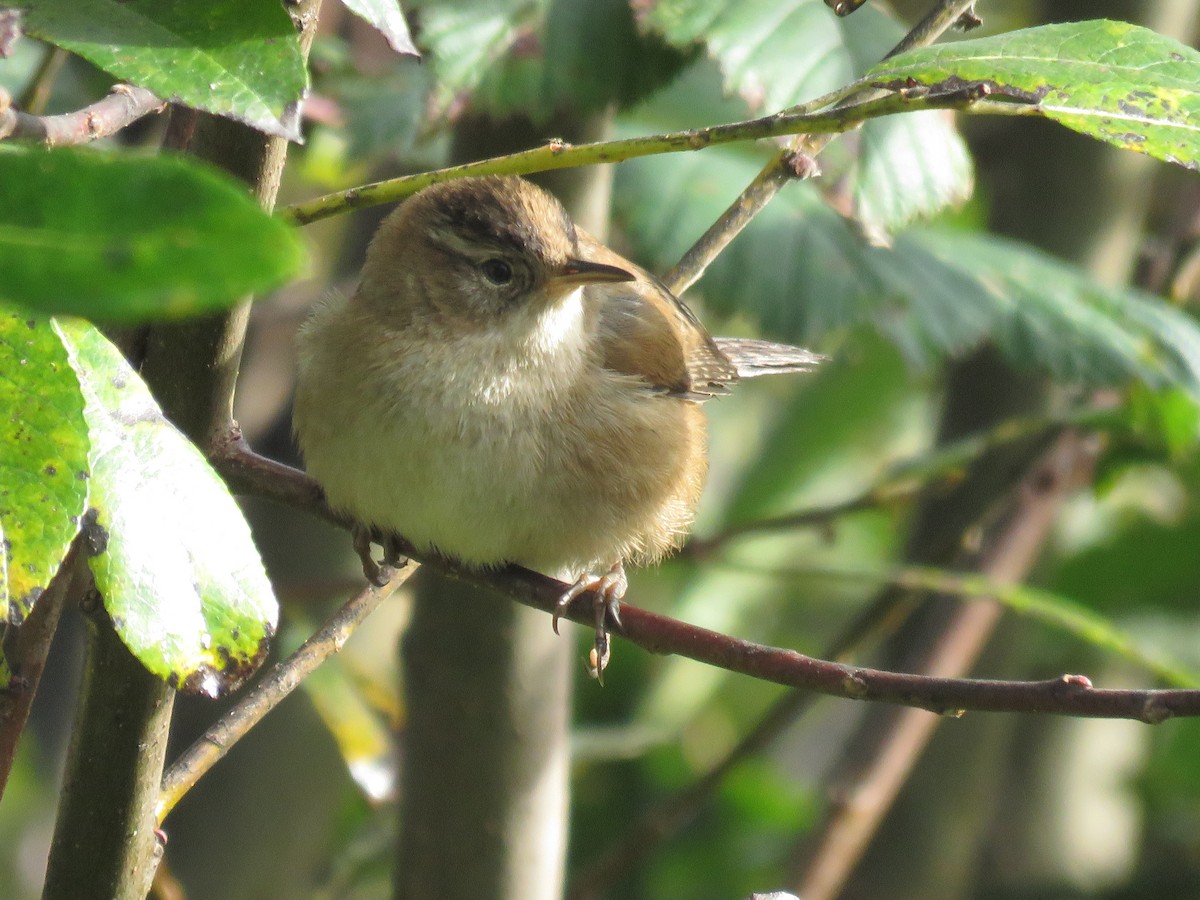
(864, 20, 1200, 171)
(0, 311, 89, 623)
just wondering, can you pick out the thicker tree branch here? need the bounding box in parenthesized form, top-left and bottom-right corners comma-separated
(0, 84, 163, 146)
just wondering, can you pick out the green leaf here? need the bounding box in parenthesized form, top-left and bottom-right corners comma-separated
(912, 230, 1200, 395)
(639, 0, 902, 111)
(21, 0, 308, 140)
(0, 311, 89, 623)
(865, 20, 1200, 171)
(341, 0, 419, 57)
(637, 0, 973, 231)
(55, 319, 276, 696)
(839, 111, 974, 236)
(416, 0, 687, 123)
(412, 0, 533, 119)
(614, 146, 1200, 396)
(0, 149, 305, 322)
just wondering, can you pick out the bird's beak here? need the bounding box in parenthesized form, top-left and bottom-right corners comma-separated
(553, 258, 636, 288)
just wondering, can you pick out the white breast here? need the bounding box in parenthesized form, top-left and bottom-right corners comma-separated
(295, 288, 595, 570)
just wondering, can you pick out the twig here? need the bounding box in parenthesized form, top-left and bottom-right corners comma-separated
(156, 563, 415, 823)
(663, 0, 983, 295)
(284, 82, 993, 227)
(685, 404, 1121, 557)
(884, 0, 982, 59)
(0, 83, 163, 146)
(18, 45, 68, 115)
(208, 435, 1200, 723)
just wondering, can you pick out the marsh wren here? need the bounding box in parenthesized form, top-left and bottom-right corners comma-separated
(293, 175, 821, 677)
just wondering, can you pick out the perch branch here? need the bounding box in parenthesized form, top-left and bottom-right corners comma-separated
(207, 434, 1200, 724)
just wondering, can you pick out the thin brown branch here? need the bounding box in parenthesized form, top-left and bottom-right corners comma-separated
(157, 563, 415, 823)
(0, 83, 164, 146)
(209, 435, 1200, 723)
(0, 537, 84, 799)
(685, 404, 1121, 559)
(790, 430, 1088, 900)
(663, 0, 983, 295)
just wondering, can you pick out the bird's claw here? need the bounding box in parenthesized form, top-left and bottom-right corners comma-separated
(555, 563, 627, 681)
(353, 525, 408, 587)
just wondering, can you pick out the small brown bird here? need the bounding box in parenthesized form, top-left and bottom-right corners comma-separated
(293, 175, 821, 677)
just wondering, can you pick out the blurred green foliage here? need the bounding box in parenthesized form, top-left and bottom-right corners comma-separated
(5, 1, 1200, 898)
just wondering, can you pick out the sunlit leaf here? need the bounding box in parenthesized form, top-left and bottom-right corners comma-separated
(55, 319, 276, 696)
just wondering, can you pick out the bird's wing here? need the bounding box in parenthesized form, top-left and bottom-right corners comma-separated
(578, 230, 736, 399)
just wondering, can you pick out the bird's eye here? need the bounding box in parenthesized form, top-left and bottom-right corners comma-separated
(481, 258, 514, 285)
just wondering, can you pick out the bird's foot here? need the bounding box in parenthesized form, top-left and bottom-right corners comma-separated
(353, 525, 408, 587)
(554, 562, 627, 682)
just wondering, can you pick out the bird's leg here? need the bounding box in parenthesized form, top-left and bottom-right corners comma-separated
(380, 532, 409, 570)
(352, 524, 390, 587)
(554, 562, 627, 681)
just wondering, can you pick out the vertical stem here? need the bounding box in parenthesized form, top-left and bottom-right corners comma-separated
(396, 574, 574, 900)
(43, 589, 174, 900)
(43, 4, 324, 896)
